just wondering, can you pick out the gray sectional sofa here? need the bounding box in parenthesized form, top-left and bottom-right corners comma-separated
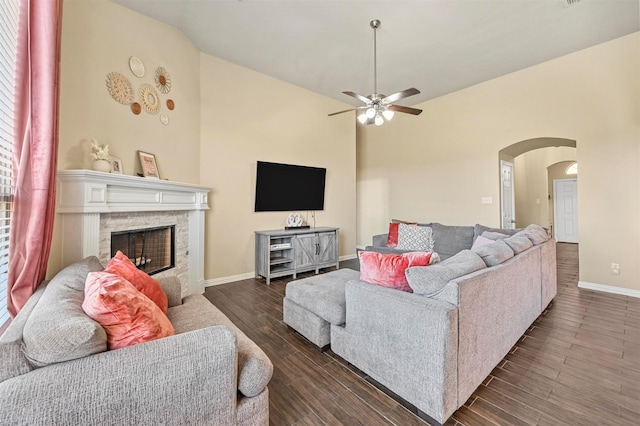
(0, 257, 273, 425)
(310, 223, 555, 425)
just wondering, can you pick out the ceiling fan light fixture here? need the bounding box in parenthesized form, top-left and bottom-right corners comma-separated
(374, 115, 384, 126)
(382, 109, 394, 121)
(357, 113, 368, 124)
(365, 107, 376, 119)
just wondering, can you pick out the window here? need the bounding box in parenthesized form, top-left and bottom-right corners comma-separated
(566, 162, 578, 175)
(0, 0, 19, 329)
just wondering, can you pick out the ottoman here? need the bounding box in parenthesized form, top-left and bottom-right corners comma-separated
(283, 268, 360, 349)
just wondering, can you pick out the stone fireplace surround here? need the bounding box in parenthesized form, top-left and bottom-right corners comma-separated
(56, 170, 210, 295)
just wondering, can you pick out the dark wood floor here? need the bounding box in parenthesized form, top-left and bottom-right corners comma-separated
(204, 244, 640, 425)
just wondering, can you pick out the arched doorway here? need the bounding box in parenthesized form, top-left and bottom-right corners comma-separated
(498, 137, 576, 229)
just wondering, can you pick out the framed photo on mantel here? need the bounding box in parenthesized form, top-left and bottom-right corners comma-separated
(138, 150, 160, 179)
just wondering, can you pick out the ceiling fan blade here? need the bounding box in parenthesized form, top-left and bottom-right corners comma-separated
(388, 104, 423, 115)
(328, 106, 366, 117)
(342, 91, 372, 104)
(382, 88, 420, 104)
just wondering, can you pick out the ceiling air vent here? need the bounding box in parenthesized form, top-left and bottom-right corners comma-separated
(563, 0, 581, 7)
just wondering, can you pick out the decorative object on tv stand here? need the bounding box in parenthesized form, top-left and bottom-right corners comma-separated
(138, 150, 160, 179)
(285, 213, 306, 229)
(328, 19, 422, 126)
(105, 72, 134, 105)
(138, 83, 160, 115)
(90, 139, 111, 173)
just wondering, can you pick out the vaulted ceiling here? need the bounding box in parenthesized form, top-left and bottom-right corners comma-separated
(112, 0, 640, 106)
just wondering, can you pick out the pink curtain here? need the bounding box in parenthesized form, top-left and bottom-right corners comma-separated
(8, 0, 63, 317)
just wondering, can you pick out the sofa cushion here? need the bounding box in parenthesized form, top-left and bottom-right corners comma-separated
(522, 224, 549, 245)
(472, 240, 515, 267)
(397, 223, 434, 252)
(105, 251, 168, 313)
(503, 233, 534, 254)
(359, 251, 436, 292)
(473, 224, 520, 241)
(481, 231, 509, 241)
(83, 272, 175, 350)
(406, 250, 486, 296)
(22, 257, 108, 367)
(431, 223, 475, 259)
(471, 235, 494, 249)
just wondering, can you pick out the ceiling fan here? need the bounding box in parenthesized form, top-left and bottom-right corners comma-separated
(329, 19, 422, 126)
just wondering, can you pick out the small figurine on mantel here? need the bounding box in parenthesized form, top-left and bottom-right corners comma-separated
(90, 139, 111, 173)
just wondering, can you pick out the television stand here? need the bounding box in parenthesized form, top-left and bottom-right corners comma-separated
(255, 227, 339, 284)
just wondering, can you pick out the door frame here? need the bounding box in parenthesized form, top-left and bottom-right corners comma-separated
(500, 160, 516, 229)
(553, 178, 579, 243)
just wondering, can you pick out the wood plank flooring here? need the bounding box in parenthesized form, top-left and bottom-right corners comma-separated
(204, 243, 640, 425)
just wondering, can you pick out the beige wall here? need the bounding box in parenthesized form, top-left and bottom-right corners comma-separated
(200, 54, 356, 281)
(51, 0, 357, 282)
(358, 33, 640, 291)
(514, 147, 577, 228)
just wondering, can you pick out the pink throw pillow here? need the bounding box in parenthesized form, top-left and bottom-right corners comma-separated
(359, 251, 434, 292)
(82, 272, 175, 350)
(471, 235, 495, 249)
(386, 223, 399, 247)
(105, 251, 168, 313)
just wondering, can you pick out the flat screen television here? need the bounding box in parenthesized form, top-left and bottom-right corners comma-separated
(254, 161, 326, 212)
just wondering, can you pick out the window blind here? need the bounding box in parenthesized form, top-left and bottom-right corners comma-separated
(0, 0, 19, 328)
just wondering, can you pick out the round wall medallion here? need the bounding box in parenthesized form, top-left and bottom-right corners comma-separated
(138, 83, 160, 115)
(105, 72, 133, 105)
(154, 67, 172, 94)
(166, 99, 175, 110)
(129, 56, 145, 78)
(160, 114, 169, 125)
(131, 102, 141, 115)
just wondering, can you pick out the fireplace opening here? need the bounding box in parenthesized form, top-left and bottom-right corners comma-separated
(111, 225, 175, 275)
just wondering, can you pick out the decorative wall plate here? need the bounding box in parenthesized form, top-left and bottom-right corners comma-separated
(166, 99, 174, 110)
(129, 56, 145, 78)
(138, 83, 160, 115)
(131, 102, 141, 115)
(154, 67, 171, 94)
(106, 72, 133, 105)
(160, 114, 169, 125)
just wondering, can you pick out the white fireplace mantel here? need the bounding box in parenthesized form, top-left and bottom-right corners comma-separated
(56, 170, 211, 295)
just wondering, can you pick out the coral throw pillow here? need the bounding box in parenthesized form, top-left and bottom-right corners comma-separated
(359, 251, 434, 292)
(105, 251, 168, 313)
(386, 223, 399, 247)
(82, 272, 175, 350)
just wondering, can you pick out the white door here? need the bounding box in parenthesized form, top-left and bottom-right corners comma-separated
(554, 178, 578, 243)
(500, 160, 516, 229)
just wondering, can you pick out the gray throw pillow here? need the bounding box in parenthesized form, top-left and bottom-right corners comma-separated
(522, 224, 549, 245)
(396, 223, 434, 252)
(481, 231, 509, 241)
(472, 240, 514, 267)
(473, 224, 520, 241)
(406, 250, 486, 296)
(503, 233, 534, 254)
(430, 223, 475, 259)
(22, 257, 108, 367)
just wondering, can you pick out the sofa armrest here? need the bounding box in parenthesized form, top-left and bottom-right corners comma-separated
(340, 280, 459, 423)
(156, 275, 183, 307)
(0, 326, 239, 426)
(371, 233, 389, 247)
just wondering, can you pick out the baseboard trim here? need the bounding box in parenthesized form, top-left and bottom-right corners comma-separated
(205, 254, 358, 287)
(578, 281, 640, 298)
(340, 253, 358, 261)
(204, 272, 256, 287)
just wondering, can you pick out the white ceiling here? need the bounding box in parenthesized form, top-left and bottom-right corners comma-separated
(112, 0, 639, 107)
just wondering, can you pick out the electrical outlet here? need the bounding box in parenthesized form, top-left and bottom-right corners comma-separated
(611, 263, 620, 275)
